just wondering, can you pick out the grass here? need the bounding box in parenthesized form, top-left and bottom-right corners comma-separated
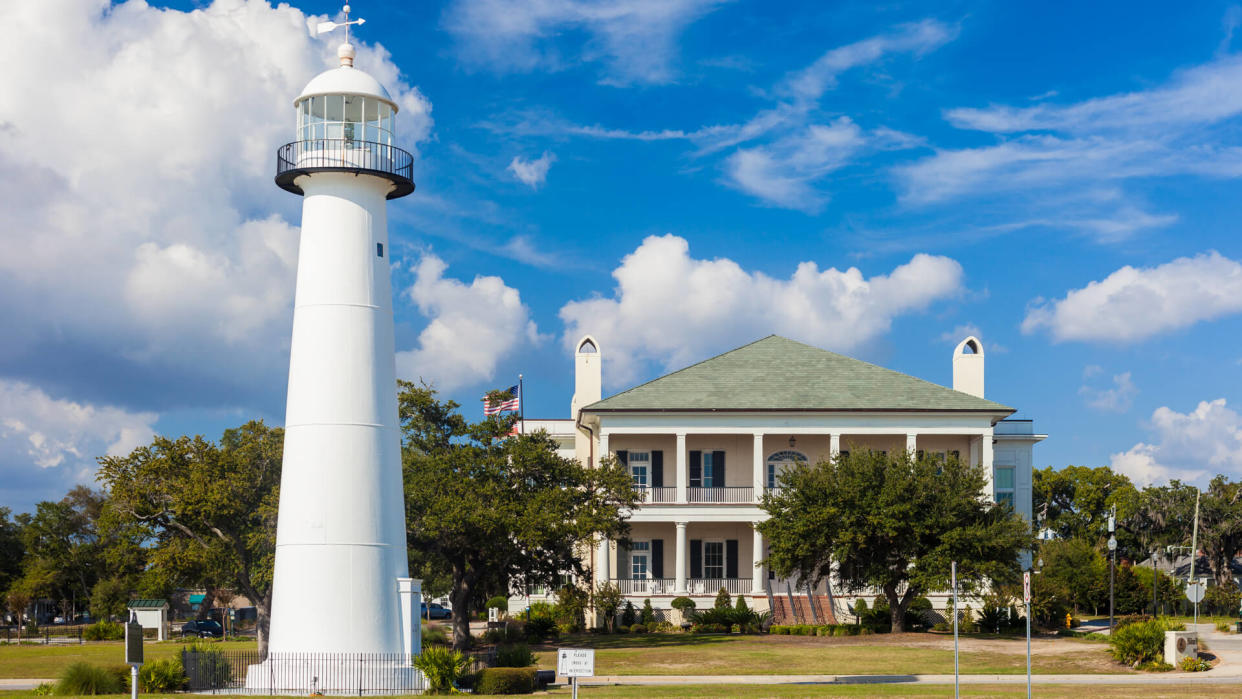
(531, 633, 1125, 676)
(0, 639, 256, 678)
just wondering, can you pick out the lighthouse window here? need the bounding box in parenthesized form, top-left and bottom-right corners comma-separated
(377, 243, 384, 258)
(296, 96, 395, 146)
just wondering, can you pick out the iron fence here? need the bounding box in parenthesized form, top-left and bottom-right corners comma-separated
(687, 486, 755, 503)
(1, 626, 83, 644)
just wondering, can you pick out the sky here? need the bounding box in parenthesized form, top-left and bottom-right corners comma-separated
(2, 0, 1242, 513)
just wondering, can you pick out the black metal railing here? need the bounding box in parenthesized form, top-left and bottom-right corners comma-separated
(275, 139, 414, 199)
(2, 625, 83, 644)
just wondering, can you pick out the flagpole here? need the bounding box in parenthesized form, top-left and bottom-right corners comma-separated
(518, 374, 524, 435)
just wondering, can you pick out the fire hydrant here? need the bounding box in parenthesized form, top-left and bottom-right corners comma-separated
(1065, 613, 1073, 629)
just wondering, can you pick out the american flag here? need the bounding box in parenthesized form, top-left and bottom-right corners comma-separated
(483, 385, 520, 415)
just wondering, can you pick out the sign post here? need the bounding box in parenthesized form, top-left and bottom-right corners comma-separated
(1023, 571, 1031, 699)
(951, 561, 958, 699)
(125, 612, 143, 699)
(558, 648, 595, 699)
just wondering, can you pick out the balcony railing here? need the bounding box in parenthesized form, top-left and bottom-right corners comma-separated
(275, 139, 415, 199)
(688, 486, 754, 503)
(634, 487, 677, 504)
(608, 578, 751, 595)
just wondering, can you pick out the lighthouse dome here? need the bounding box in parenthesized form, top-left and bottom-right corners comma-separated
(297, 64, 395, 110)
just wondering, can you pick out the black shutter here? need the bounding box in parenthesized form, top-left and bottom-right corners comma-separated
(616, 450, 628, 467)
(618, 542, 629, 580)
(916, 450, 924, 461)
(689, 451, 702, 488)
(651, 539, 664, 578)
(690, 539, 702, 578)
(651, 450, 664, 488)
(713, 451, 725, 487)
(726, 539, 739, 579)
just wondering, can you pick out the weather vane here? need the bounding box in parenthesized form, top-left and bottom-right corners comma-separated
(316, 3, 365, 45)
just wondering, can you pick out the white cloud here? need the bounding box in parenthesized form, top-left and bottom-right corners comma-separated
(508, 152, 557, 188)
(1022, 252, 1242, 343)
(900, 56, 1242, 226)
(1111, 399, 1242, 486)
(443, 0, 728, 86)
(0, 0, 432, 406)
(0, 379, 156, 476)
(724, 119, 865, 212)
(396, 255, 541, 391)
(559, 234, 963, 385)
(1079, 371, 1138, 413)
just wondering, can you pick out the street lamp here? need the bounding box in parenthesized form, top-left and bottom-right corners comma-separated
(1108, 505, 1116, 634)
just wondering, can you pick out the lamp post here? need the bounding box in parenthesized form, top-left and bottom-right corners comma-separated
(1108, 505, 1116, 634)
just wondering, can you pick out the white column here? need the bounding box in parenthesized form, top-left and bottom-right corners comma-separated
(829, 433, 840, 458)
(397, 578, 420, 658)
(752, 433, 765, 501)
(599, 431, 610, 462)
(906, 432, 917, 454)
(982, 428, 995, 502)
(596, 537, 611, 587)
(751, 526, 765, 594)
(675, 433, 688, 504)
(674, 522, 688, 594)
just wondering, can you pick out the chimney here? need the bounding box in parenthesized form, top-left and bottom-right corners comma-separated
(571, 335, 601, 417)
(953, 336, 984, 398)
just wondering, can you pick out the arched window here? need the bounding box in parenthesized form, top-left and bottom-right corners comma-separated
(578, 339, 597, 353)
(766, 450, 807, 489)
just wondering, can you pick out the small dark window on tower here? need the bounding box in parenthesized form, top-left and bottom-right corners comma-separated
(377, 243, 384, 258)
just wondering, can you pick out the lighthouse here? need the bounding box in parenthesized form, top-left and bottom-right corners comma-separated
(249, 6, 420, 691)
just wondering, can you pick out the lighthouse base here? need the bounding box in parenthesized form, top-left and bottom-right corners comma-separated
(237, 655, 425, 695)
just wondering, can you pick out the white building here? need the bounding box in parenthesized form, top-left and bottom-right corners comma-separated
(511, 334, 1044, 623)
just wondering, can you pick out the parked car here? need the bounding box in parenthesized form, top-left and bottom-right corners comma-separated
(421, 602, 451, 620)
(181, 619, 224, 638)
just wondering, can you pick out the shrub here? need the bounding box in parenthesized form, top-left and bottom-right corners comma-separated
(670, 596, 696, 614)
(54, 663, 123, 695)
(770, 625, 789, 635)
(714, 587, 732, 610)
(184, 644, 232, 690)
(475, 667, 536, 695)
(1109, 618, 1169, 666)
(554, 584, 589, 629)
(852, 598, 868, 623)
(32, 683, 54, 696)
(422, 624, 448, 646)
(648, 621, 668, 633)
(482, 623, 525, 644)
(526, 601, 556, 623)
(524, 616, 557, 642)
(958, 605, 978, 634)
(630, 623, 647, 633)
(691, 623, 728, 634)
(616, 625, 629, 634)
(1137, 660, 1174, 672)
(905, 596, 934, 632)
(621, 601, 637, 627)
(82, 621, 124, 641)
(815, 626, 830, 636)
(495, 643, 536, 668)
(413, 645, 471, 695)
(139, 658, 186, 692)
(978, 598, 1008, 634)
(1216, 621, 1231, 633)
(486, 596, 509, 614)
(556, 622, 579, 635)
(1180, 655, 1211, 672)
(641, 599, 656, 625)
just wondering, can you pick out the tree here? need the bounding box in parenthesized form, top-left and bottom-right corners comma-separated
(1033, 466, 1138, 547)
(593, 583, 622, 632)
(400, 381, 639, 649)
(761, 449, 1032, 632)
(0, 507, 24, 609)
(1199, 476, 1242, 587)
(1037, 538, 1107, 614)
(98, 421, 282, 655)
(89, 577, 131, 621)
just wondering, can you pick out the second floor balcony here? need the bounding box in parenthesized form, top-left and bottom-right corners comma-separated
(633, 485, 757, 505)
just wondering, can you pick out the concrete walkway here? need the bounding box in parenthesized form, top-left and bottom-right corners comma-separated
(0, 679, 54, 691)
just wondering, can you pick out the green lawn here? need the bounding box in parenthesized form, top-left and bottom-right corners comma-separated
(532, 633, 1126, 676)
(0, 639, 256, 678)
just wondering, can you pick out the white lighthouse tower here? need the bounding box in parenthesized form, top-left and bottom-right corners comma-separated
(249, 6, 420, 691)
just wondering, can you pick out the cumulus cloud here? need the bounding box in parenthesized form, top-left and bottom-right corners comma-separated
(508, 152, 557, 188)
(0, 0, 432, 413)
(1111, 399, 1242, 486)
(559, 234, 963, 384)
(0, 379, 157, 508)
(1080, 371, 1138, 413)
(396, 255, 541, 391)
(1022, 252, 1242, 343)
(442, 0, 728, 86)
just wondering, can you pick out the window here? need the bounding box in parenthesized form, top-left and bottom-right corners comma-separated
(376, 242, 384, 258)
(628, 451, 650, 488)
(630, 541, 650, 579)
(766, 450, 807, 488)
(703, 541, 724, 578)
(994, 466, 1015, 508)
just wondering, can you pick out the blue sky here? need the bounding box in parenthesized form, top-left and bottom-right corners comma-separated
(2, 0, 1242, 512)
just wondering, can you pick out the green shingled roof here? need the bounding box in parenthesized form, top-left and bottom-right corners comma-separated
(127, 599, 168, 609)
(583, 335, 1013, 413)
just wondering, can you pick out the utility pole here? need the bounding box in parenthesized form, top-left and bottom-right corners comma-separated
(1108, 504, 1116, 634)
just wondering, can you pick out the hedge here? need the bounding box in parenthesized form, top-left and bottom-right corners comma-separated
(474, 668, 536, 695)
(768, 624, 874, 637)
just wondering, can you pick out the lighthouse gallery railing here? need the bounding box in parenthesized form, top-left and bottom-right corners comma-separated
(276, 139, 413, 188)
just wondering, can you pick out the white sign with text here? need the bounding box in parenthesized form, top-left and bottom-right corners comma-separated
(557, 648, 595, 678)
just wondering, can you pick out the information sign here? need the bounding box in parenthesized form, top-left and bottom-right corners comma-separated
(1023, 571, 1031, 604)
(124, 618, 143, 665)
(557, 648, 595, 678)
